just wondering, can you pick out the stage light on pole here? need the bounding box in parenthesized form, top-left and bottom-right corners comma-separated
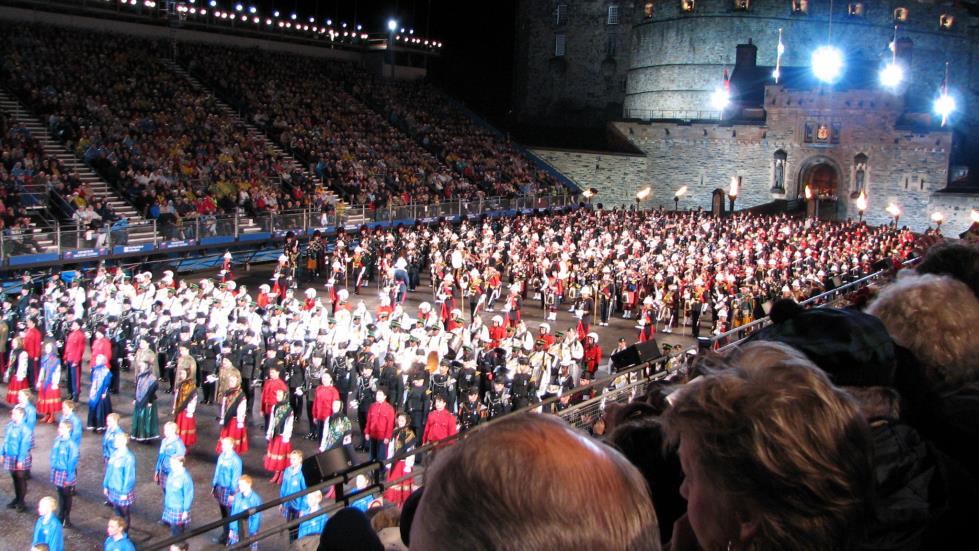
(879, 62, 903, 88)
(273, 10, 279, 17)
(248, 5, 255, 13)
(290, 12, 297, 20)
(811, 45, 844, 83)
(209, 0, 216, 6)
(710, 87, 730, 111)
(930, 211, 945, 231)
(635, 186, 651, 209)
(804, 184, 812, 200)
(388, 19, 398, 31)
(934, 93, 956, 122)
(234, 3, 242, 11)
(972, 208, 979, 224)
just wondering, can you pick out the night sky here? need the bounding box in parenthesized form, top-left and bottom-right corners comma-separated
(250, 0, 518, 123)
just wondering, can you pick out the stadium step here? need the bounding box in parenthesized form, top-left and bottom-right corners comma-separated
(160, 58, 362, 226)
(1, 89, 164, 250)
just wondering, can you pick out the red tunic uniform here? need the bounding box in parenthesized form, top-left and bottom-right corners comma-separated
(422, 409, 458, 445)
(23, 327, 42, 361)
(63, 329, 86, 366)
(583, 343, 602, 375)
(261, 378, 288, 417)
(365, 402, 395, 441)
(312, 385, 340, 422)
(88, 337, 113, 369)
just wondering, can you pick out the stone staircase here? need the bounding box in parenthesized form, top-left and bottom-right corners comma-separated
(167, 59, 366, 228)
(160, 58, 366, 227)
(0, 90, 159, 251)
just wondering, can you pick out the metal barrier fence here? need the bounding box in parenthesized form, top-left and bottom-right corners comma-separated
(148, 253, 919, 549)
(623, 108, 723, 121)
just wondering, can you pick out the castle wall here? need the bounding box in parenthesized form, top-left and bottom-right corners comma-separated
(626, 0, 977, 120)
(529, 147, 648, 207)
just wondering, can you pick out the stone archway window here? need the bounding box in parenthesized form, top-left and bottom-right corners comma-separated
(734, 0, 750, 11)
(772, 150, 787, 192)
(792, 0, 808, 15)
(680, 0, 695, 12)
(853, 153, 868, 196)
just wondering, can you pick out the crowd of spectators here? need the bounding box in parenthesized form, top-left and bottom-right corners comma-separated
(362, 77, 562, 198)
(178, 43, 475, 210)
(0, 22, 305, 239)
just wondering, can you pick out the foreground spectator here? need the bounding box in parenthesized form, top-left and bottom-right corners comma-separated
(867, 272, 979, 481)
(662, 357, 874, 551)
(409, 413, 660, 551)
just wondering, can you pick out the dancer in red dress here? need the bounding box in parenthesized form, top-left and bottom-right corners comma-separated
(172, 374, 198, 448)
(35, 343, 62, 422)
(383, 412, 417, 507)
(216, 375, 248, 455)
(263, 388, 293, 484)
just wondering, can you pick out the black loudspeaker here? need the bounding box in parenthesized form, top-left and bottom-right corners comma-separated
(303, 447, 353, 485)
(611, 340, 663, 370)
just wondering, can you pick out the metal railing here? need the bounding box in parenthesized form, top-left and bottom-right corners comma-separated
(711, 256, 922, 352)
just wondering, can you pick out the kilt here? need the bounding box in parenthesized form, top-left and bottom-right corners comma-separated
(263, 436, 291, 473)
(4, 453, 30, 471)
(157, 472, 168, 488)
(217, 423, 248, 455)
(50, 468, 75, 488)
(175, 411, 197, 448)
(107, 489, 135, 507)
(162, 508, 190, 526)
(213, 485, 236, 508)
(37, 387, 62, 415)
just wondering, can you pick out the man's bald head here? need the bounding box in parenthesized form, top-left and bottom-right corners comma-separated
(410, 414, 660, 551)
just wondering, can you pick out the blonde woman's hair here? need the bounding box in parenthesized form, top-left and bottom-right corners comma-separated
(867, 272, 979, 388)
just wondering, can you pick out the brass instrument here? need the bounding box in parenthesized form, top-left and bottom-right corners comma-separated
(426, 350, 440, 374)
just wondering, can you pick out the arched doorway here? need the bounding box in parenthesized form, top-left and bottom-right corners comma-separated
(798, 158, 843, 220)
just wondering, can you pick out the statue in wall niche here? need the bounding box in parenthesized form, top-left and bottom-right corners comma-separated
(851, 154, 868, 198)
(772, 150, 787, 192)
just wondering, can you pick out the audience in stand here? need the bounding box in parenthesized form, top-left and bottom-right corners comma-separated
(178, 43, 471, 210)
(0, 23, 298, 236)
(363, 78, 560, 197)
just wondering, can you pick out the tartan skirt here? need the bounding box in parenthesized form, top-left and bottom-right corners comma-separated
(157, 472, 168, 488)
(213, 485, 236, 508)
(107, 489, 136, 507)
(50, 468, 75, 488)
(4, 454, 30, 471)
(228, 528, 259, 550)
(162, 508, 190, 526)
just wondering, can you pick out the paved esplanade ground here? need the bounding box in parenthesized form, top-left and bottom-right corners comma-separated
(0, 264, 695, 550)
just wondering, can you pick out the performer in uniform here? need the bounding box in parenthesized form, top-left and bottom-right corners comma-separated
(131, 361, 160, 442)
(227, 475, 262, 549)
(87, 354, 113, 431)
(365, 388, 395, 474)
(3, 406, 32, 511)
(36, 342, 62, 424)
(103, 432, 136, 527)
(263, 388, 293, 484)
(319, 399, 353, 456)
(161, 455, 194, 536)
(50, 421, 79, 527)
(32, 496, 63, 551)
(217, 375, 249, 455)
(279, 450, 307, 542)
(310, 372, 339, 442)
(383, 412, 417, 506)
(211, 436, 242, 545)
(422, 394, 458, 447)
(172, 371, 198, 448)
(102, 413, 123, 465)
(154, 422, 186, 497)
(103, 516, 136, 551)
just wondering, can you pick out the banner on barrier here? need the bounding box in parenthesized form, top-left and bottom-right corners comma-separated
(63, 248, 108, 260)
(112, 244, 154, 255)
(159, 239, 197, 249)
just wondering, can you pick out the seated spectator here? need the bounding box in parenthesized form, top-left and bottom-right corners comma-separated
(662, 355, 874, 551)
(409, 413, 660, 551)
(867, 273, 979, 481)
(914, 242, 979, 298)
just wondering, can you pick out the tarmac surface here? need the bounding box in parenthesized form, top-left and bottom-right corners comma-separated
(0, 264, 697, 550)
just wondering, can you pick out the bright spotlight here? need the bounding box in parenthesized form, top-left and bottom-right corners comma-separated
(290, 12, 296, 20)
(308, 16, 314, 23)
(273, 10, 279, 17)
(879, 62, 903, 88)
(811, 46, 844, 83)
(387, 19, 398, 31)
(710, 87, 730, 110)
(248, 5, 255, 13)
(208, 0, 216, 6)
(934, 93, 956, 118)
(234, 3, 242, 11)
(326, 19, 332, 25)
